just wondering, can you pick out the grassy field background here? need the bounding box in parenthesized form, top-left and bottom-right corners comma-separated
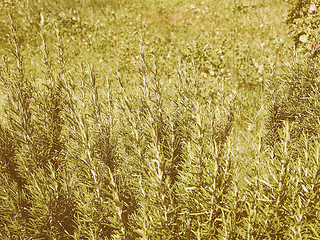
(1, 0, 320, 239)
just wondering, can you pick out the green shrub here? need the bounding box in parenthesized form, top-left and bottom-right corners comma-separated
(287, 0, 320, 57)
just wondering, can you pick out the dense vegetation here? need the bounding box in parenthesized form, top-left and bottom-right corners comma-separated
(1, 0, 320, 239)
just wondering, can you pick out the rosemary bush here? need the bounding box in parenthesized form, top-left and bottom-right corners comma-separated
(1, 0, 320, 239)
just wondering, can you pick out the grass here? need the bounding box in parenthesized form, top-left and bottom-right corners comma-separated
(1, 0, 320, 239)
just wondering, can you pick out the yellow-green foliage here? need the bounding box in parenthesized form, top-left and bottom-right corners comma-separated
(1, 0, 320, 239)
